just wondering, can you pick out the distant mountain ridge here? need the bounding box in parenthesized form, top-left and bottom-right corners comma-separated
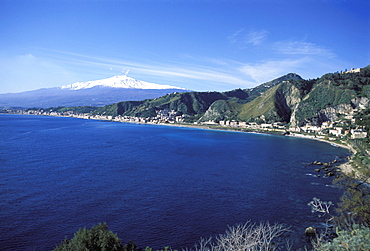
(61, 75, 186, 90)
(0, 75, 189, 108)
(90, 73, 303, 119)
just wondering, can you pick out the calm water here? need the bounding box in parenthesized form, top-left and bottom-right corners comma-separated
(0, 114, 349, 250)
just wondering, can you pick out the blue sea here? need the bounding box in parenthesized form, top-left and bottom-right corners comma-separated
(0, 114, 350, 250)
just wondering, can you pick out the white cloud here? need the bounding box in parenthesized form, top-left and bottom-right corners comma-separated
(238, 58, 309, 83)
(244, 30, 268, 45)
(228, 29, 268, 47)
(234, 37, 340, 84)
(0, 42, 345, 94)
(274, 41, 334, 56)
(228, 29, 245, 44)
(19, 50, 257, 91)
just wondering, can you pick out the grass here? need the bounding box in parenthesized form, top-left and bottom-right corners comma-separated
(238, 85, 280, 121)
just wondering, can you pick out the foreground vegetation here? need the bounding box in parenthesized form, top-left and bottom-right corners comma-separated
(54, 222, 291, 251)
(315, 226, 370, 251)
(54, 219, 370, 251)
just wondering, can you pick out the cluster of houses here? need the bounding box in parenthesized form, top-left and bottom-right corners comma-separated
(342, 68, 361, 74)
(112, 109, 188, 124)
(9, 107, 368, 140)
(203, 119, 367, 139)
(289, 121, 368, 139)
(17, 108, 188, 124)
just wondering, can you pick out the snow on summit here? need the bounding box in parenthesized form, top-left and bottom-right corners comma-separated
(61, 75, 186, 90)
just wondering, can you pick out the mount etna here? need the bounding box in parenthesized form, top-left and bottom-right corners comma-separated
(0, 75, 189, 108)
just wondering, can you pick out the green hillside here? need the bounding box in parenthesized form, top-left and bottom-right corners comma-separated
(294, 66, 370, 125)
(200, 99, 243, 122)
(236, 66, 370, 125)
(92, 89, 253, 121)
(237, 84, 281, 122)
(77, 66, 370, 127)
(92, 73, 303, 122)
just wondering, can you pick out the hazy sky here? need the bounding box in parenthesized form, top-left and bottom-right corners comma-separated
(1, 0, 368, 93)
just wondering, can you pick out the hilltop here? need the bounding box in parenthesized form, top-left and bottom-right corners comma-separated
(86, 73, 303, 121)
(74, 67, 369, 130)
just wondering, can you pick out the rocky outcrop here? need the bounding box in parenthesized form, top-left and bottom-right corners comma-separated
(317, 103, 354, 123)
(289, 104, 301, 128)
(304, 227, 316, 236)
(275, 82, 303, 122)
(290, 95, 370, 126)
(351, 97, 369, 109)
(317, 97, 369, 125)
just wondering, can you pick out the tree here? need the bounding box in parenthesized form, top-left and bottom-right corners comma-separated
(188, 221, 290, 251)
(308, 197, 370, 250)
(334, 173, 370, 229)
(315, 225, 370, 251)
(53, 223, 125, 251)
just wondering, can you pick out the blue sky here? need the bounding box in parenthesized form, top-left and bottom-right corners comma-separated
(0, 0, 369, 93)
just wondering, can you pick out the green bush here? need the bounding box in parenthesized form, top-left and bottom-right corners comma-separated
(315, 226, 370, 251)
(334, 173, 370, 227)
(53, 223, 179, 251)
(53, 223, 125, 251)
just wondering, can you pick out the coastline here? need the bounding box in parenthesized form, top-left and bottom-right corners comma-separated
(132, 120, 357, 176)
(1, 112, 358, 175)
(287, 133, 356, 175)
(147, 121, 358, 176)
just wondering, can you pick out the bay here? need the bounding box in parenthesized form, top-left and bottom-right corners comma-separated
(0, 114, 349, 250)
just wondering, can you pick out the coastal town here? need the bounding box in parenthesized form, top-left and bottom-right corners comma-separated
(9, 106, 368, 141)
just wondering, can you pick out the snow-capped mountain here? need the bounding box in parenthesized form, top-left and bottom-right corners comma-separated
(0, 76, 189, 108)
(61, 75, 186, 90)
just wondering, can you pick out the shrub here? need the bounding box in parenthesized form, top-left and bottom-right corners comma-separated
(315, 226, 370, 251)
(334, 173, 370, 228)
(53, 223, 124, 251)
(187, 221, 290, 251)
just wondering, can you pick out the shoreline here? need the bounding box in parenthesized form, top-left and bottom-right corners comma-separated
(138, 121, 358, 176)
(156, 121, 353, 149)
(2, 112, 358, 174)
(4, 111, 355, 150)
(285, 134, 358, 175)
(123, 119, 357, 175)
